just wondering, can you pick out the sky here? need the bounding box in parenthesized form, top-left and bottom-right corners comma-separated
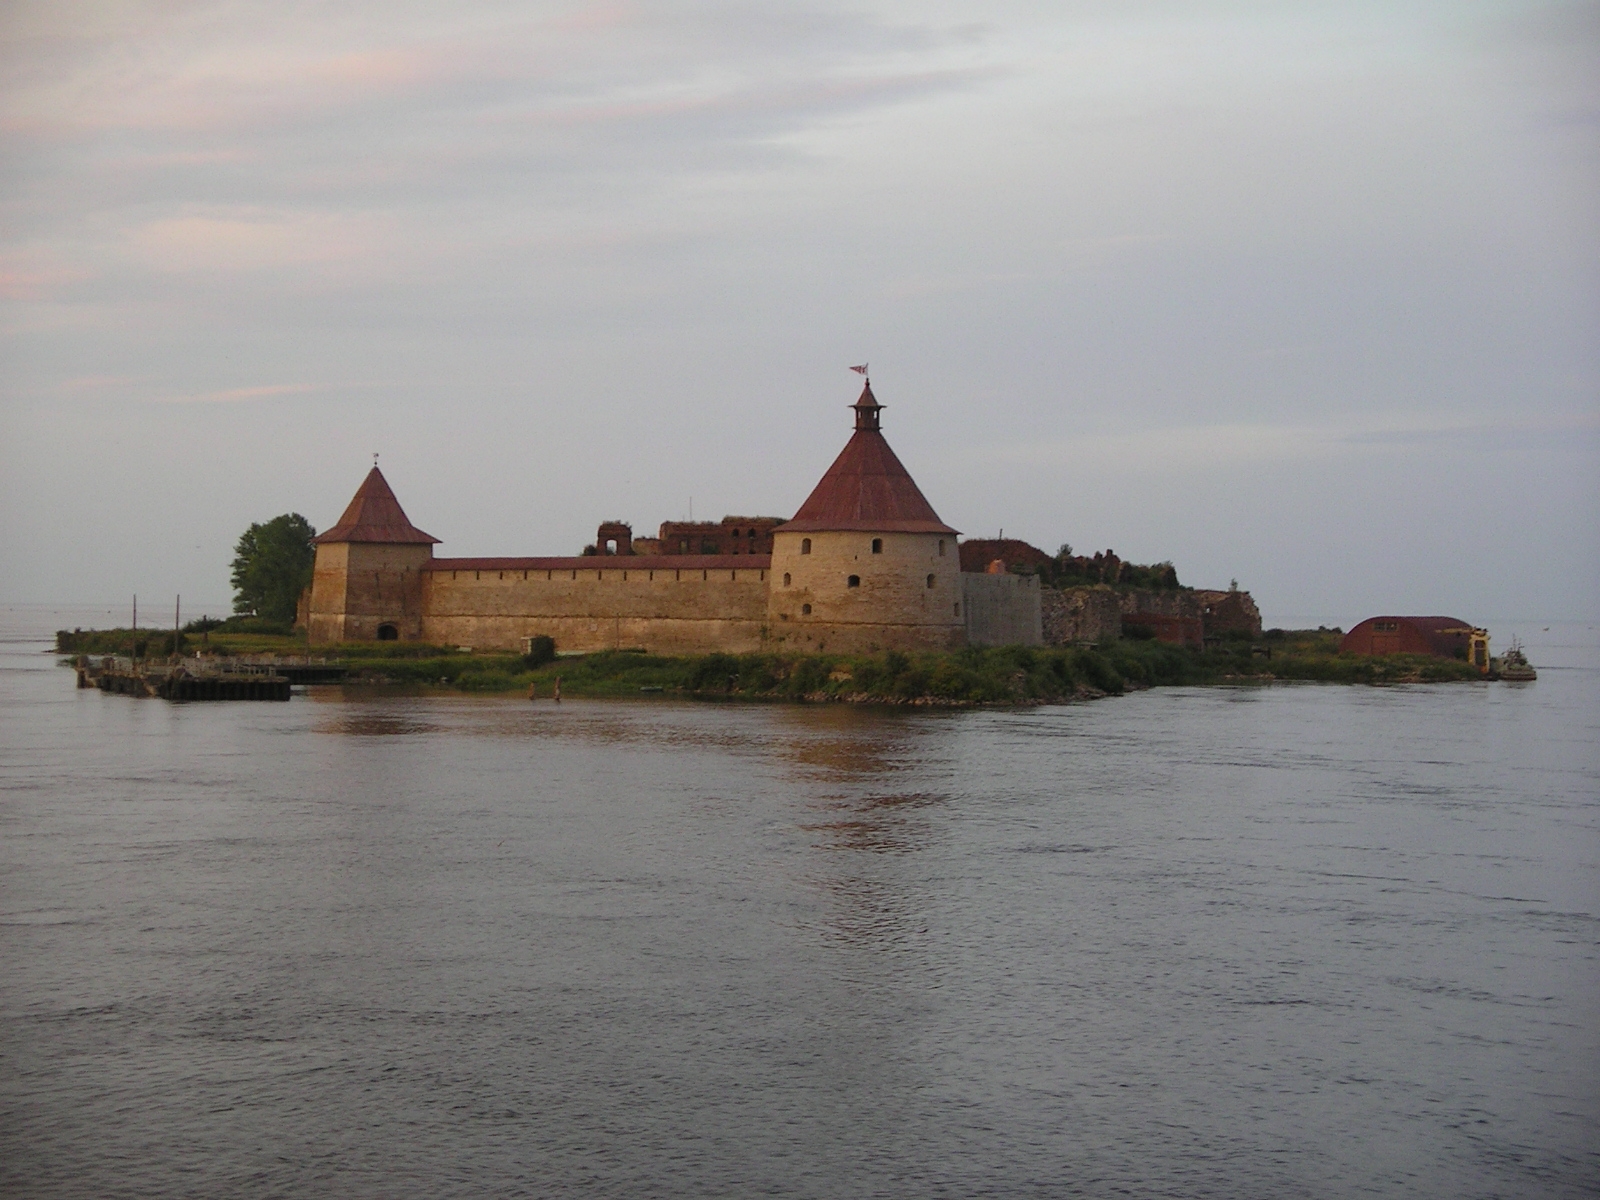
(1, 0, 1596, 627)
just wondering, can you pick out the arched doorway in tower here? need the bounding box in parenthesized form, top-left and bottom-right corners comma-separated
(377, 623, 399, 641)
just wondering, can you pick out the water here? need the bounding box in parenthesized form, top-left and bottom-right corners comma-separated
(4, 606, 1597, 1198)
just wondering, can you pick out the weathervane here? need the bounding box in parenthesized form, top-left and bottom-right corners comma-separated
(850, 363, 869, 382)
(373, 452, 379, 467)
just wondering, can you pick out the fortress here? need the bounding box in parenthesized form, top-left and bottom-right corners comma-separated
(306, 381, 1043, 654)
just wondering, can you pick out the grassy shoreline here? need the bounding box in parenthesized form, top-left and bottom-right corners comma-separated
(57, 627, 1484, 704)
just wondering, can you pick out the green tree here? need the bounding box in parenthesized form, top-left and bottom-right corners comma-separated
(231, 513, 316, 623)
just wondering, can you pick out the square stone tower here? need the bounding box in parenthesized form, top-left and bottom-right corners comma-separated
(306, 465, 439, 644)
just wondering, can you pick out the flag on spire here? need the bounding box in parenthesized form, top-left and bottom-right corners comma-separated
(849, 364, 869, 375)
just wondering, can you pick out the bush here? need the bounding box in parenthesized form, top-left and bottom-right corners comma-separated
(786, 657, 831, 695)
(687, 653, 741, 692)
(522, 635, 556, 668)
(220, 615, 295, 636)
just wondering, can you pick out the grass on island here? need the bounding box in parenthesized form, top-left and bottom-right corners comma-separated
(57, 621, 1484, 703)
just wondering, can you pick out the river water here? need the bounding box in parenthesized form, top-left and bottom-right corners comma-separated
(3, 606, 1597, 1198)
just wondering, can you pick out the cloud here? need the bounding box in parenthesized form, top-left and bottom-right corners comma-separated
(0, 262, 91, 300)
(961, 412, 1600, 472)
(153, 383, 323, 405)
(125, 211, 396, 274)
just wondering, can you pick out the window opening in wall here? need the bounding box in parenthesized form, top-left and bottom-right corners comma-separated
(847, 575, 860, 588)
(801, 538, 811, 554)
(871, 538, 882, 554)
(377, 623, 399, 641)
(939, 539, 946, 556)
(783, 573, 791, 586)
(606, 540, 617, 554)
(475, 571, 480, 580)
(802, 604, 812, 615)
(954, 603, 960, 616)
(927, 574, 935, 588)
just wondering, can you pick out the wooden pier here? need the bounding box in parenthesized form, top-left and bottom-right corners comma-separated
(75, 655, 344, 701)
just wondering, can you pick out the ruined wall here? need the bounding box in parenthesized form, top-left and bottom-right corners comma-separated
(957, 538, 1054, 574)
(766, 530, 964, 654)
(1116, 590, 1202, 646)
(657, 517, 784, 557)
(1193, 590, 1262, 637)
(962, 573, 1043, 646)
(420, 558, 771, 653)
(1040, 586, 1122, 645)
(307, 541, 431, 645)
(1119, 590, 1200, 619)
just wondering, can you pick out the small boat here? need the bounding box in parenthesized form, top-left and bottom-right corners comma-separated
(1493, 638, 1537, 682)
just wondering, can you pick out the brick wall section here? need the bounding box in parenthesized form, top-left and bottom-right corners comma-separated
(1040, 586, 1122, 644)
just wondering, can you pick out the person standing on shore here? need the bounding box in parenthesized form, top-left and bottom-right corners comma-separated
(554, 676, 561, 703)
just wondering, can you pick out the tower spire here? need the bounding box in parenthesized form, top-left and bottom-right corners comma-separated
(852, 381, 883, 432)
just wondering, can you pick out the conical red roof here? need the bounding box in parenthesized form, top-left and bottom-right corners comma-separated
(777, 425, 958, 535)
(312, 466, 440, 545)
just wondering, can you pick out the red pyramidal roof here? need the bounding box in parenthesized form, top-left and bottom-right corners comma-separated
(777, 384, 958, 535)
(312, 466, 440, 545)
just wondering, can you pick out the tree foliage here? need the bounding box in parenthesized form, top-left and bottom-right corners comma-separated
(231, 513, 316, 623)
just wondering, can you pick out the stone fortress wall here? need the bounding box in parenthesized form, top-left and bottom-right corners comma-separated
(305, 382, 1258, 656)
(418, 558, 770, 654)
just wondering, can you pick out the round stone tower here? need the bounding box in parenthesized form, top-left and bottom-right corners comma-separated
(766, 380, 964, 654)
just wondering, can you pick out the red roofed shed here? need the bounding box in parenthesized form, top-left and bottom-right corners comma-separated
(1341, 616, 1489, 669)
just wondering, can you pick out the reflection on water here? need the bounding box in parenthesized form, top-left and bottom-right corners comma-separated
(1, 611, 1598, 1199)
